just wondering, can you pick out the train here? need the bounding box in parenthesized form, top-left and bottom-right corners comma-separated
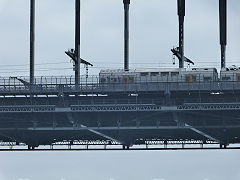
(99, 67, 240, 84)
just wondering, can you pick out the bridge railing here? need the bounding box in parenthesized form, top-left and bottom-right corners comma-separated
(0, 74, 237, 85)
(0, 75, 240, 93)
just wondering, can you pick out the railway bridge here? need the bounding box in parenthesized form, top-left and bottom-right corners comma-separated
(0, 0, 237, 150)
(0, 77, 240, 150)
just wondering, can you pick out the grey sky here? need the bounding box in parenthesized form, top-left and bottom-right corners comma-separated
(0, 150, 240, 180)
(0, 0, 240, 180)
(0, 0, 239, 77)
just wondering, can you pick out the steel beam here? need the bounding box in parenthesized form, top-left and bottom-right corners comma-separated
(123, 0, 130, 71)
(172, 112, 220, 143)
(184, 124, 220, 143)
(1, 147, 240, 151)
(66, 113, 123, 144)
(0, 140, 219, 146)
(30, 0, 35, 85)
(219, 0, 227, 69)
(0, 124, 239, 131)
(2, 103, 240, 113)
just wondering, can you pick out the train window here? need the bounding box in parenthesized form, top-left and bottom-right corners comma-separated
(161, 72, 169, 76)
(203, 77, 212, 81)
(185, 75, 197, 82)
(110, 78, 117, 82)
(192, 75, 197, 82)
(122, 76, 134, 83)
(150, 72, 159, 76)
(123, 77, 127, 83)
(100, 78, 106, 83)
(237, 74, 240, 81)
(140, 72, 149, 76)
(129, 76, 134, 83)
(222, 76, 231, 80)
(171, 72, 179, 76)
(186, 76, 190, 82)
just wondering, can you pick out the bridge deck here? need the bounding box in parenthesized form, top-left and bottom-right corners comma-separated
(1, 76, 240, 95)
(1, 77, 240, 149)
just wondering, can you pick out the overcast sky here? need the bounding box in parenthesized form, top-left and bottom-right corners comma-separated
(0, 0, 240, 77)
(0, 150, 240, 180)
(0, 0, 240, 180)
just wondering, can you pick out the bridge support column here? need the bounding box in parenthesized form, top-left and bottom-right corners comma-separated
(220, 143, 227, 149)
(30, 0, 35, 85)
(177, 0, 185, 68)
(122, 145, 130, 150)
(123, 0, 130, 71)
(28, 145, 35, 150)
(219, 0, 227, 69)
(75, 0, 81, 87)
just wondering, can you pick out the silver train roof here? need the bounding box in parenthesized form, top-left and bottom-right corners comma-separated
(100, 68, 217, 73)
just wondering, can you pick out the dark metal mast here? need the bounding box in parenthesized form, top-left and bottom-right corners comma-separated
(75, 0, 81, 86)
(30, 0, 35, 85)
(123, 0, 130, 71)
(65, 0, 92, 85)
(219, 0, 227, 69)
(177, 0, 185, 68)
(171, 0, 194, 67)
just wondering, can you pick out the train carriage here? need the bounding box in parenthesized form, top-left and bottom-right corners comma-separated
(220, 68, 240, 82)
(99, 68, 218, 84)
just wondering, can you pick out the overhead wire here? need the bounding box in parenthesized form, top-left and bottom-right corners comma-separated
(0, 59, 240, 74)
(1, 60, 240, 67)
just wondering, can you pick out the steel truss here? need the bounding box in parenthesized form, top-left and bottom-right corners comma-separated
(0, 140, 217, 147)
(0, 139, 239, 151)
(0, 103, 240, 113)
